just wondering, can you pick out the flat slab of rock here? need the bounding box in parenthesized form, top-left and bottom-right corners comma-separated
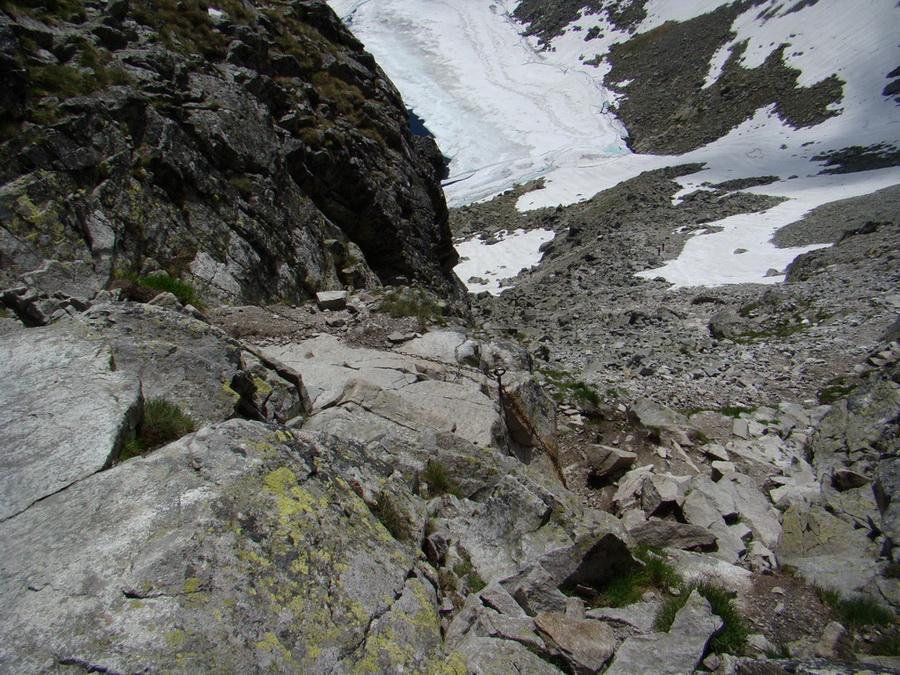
(0, 420, 442, 673)
(315, 290, 348, 310)
(587, 600, 661, 634)
(629, 520, 717, 551)
(535, 612, 616, 671)
(263, 334, 447, 408)
(0, 324, 140, 521)
(266, 335, 500, 447)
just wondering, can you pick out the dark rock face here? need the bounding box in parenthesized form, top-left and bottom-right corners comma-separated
(0, 0, 463, 306)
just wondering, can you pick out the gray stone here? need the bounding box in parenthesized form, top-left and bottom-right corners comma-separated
(628, 398, 697, 445)
(585, 444, 637, 477)
(479, 612, 544, 651)
(779, 502, 883, 598)
(814, 621, 852, 660)
(0, 324, 141, 521)
(397, 328, 468, 364)
(534, 612, 616, 672)
(0, 421, 445, 673)
(709, 308, 747, 340)
(502, 374, 558, 450)
(604, 590, 723, 675)
(316, 290, 349, 310)
(456, 635, 555, 675)
(629, 520, 717, 551)
(586, 600, 661, 634)
(479, 582, 528, 617)
(507, 565, 569, 616)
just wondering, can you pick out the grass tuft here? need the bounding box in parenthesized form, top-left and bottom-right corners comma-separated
(873, 633, 900, 656)
(421, 460, 462, 498)
(836, 595, 895, 627)
(120, 397, 196, 460)
(372, 492, 411, 542)
(815, 584, 895, 627)
(127, 273, 206, 309)
(595, 546, 678, 608)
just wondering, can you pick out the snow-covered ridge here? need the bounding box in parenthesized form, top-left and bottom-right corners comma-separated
(328, 0, 899, 288)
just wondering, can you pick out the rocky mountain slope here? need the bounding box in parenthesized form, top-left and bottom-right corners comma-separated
(0, 0, 463, 306)
(1, 1, 900, 674)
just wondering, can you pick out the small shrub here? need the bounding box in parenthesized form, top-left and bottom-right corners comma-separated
(377, 288, 443, 329)
(228, 175, 254, 199)
(140, 398, 197, 449)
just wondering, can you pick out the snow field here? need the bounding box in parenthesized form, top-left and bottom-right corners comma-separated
(327, 0, 900, 288)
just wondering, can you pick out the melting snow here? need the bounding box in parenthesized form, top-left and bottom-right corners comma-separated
(454, 229, 555, 295)
(327, 0, 900, 288)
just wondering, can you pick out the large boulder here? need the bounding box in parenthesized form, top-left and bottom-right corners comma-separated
(0, 0, 464, 305)
(0, 420, 452, 673)
(81, 302, 307, 424)
(604, 590, 723, 675)
(0, 323, 141, 521)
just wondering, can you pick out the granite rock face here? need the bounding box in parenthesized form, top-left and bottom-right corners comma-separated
(0, 420, 448, 674)
(0, 0, 464, 306)
(0, 323, 141, 521)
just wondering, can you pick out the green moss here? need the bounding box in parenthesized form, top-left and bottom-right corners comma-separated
(126, 272, 206, 309)
(818, 377, 857, 404)
(537, 366, 601, 408)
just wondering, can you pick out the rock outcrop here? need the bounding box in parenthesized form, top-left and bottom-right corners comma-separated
(0, 0, 464, 306)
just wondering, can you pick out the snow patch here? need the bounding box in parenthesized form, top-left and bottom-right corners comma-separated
(637, 167, 900, 288)
(454, 228, 555, 295)
(327, 0, 899, 288)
